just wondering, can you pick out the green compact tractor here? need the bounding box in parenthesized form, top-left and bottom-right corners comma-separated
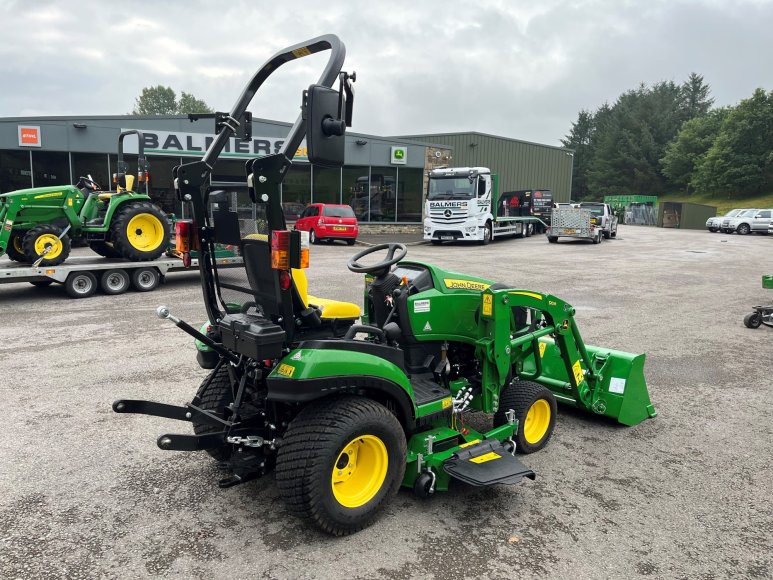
(0, 130, 169, 266)
(113, 35, 656, 536)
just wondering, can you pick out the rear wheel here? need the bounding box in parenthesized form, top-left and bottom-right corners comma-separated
(100, 269, 130, 295)
(110, 202, 169, 261)
(744, 312, 762, 329)
(737, 223, 751, 235)
(192, 366, 234, 462)
(547, 236, 558, 243)
(6, 232, 26, 261)
(22, 225, 71, 266)
(64, 271, 97, 298)
(30, 280, 53, 287)
(494, 380, 557, 454)
(708, 228, 717, 233)
(276, 396, 406, 536)
(346, 239, 356, 246)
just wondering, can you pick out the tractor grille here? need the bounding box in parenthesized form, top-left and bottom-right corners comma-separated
(428, 207, 468, 225)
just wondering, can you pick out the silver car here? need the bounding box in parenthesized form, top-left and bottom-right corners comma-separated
(721, 208, 773, 234)
(707, 209, 744, 232)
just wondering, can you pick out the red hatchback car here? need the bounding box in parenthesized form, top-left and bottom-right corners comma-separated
(294, 203, 359, 245)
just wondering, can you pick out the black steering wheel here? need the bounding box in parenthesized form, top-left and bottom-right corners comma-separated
(347, 243, 407, 275)
(76, 176, 99, 191)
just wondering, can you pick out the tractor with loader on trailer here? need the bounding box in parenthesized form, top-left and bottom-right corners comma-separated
(423, 167, 546, 244)
(112, 35, 657, 536)
(0, 130, 170, 267)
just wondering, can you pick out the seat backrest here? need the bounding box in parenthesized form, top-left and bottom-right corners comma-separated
(241, 238, 281, 317)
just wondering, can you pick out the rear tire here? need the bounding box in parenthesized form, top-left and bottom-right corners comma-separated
(346, 239, 356, 246)
(737, 223, 751, 235)
(192, 365, 233, 462)
(744, 312, 762, 329)
(64, 271, 97, 298)
(30, 280, 53, 287)
(110, 202, 169, 261)
(100, 269, 130, 295)
(547, 236, 558, 243)
(494, 380, 557, 454)
(22, 225, 71, 266)
(275, 396, 406, 536)
(611, 229, 617, 238)
(6, 232, 26, 261)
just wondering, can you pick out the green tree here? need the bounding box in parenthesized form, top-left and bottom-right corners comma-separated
(177, 91, 214, 114)
(661, 108, 729, 188)
(694, 88, 773, 195)
(678, 73, 714, 121)
(131, 86, 213, 115)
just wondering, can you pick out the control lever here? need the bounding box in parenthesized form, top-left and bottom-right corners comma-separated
(156, 305, 239, 363)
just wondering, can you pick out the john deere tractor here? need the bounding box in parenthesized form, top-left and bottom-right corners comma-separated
(113, 35, 656, 536)
(0, 130, 169, 266)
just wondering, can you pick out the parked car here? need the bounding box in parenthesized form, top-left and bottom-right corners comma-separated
(706, 208, 745, 232)
(282, 202, 306, 222)
(294, 203, 358, 245)
(721, 208, 773, 235)
(579, 202, 618, 239)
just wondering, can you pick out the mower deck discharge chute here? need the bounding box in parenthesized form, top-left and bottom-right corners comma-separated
(113, 34, 656, 536)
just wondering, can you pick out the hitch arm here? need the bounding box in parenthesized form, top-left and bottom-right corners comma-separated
(156, 305, 239, 364)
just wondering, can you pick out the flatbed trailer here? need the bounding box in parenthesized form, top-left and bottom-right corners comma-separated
(0, 255, 243, 298)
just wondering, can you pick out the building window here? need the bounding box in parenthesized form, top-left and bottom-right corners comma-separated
(342, 165, 370, 220)
(0, 150, 32, 193)
(312, 166, 341, 205)
(367, 167, 397, 222)
(146, 155, 182, 214)
(31, 151, 70, 188)
(72, 153, 110, 192)
(281, 165, 311, 222)
(396, 167, 424, 222)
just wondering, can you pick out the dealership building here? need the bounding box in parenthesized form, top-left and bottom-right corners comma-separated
(0, 116, 573, 225)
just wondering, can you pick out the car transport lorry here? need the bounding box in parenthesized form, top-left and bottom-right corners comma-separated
(423, 167, 545, 244)
(111, 34, 656, 536)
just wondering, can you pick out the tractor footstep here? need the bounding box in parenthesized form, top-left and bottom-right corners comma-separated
(443, 440, 535, 487)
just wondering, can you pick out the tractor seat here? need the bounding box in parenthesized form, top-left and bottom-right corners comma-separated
(292, 267, 361, 319)
(242, 234, 360, 320)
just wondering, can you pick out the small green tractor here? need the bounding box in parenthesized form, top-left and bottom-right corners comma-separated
(0, 130, 169, 266)
(113, 35, 656, 536)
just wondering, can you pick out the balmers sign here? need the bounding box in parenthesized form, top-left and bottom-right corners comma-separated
(121, 129, 308, 161)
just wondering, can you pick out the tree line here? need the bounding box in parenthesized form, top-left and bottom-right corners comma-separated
(562, 73, 773, 200)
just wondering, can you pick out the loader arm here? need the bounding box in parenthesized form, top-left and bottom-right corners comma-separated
(476, 287, 656, 426)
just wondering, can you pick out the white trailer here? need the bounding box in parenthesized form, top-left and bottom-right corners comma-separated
(547, 208, 603, 244)
(0, 255, 243, 298)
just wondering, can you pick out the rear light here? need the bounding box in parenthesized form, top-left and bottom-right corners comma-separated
(175, 220, 195, 253)
(299, 230, 310, 269)
(279, 269, 291, 290)
(271, 230, 291, 269)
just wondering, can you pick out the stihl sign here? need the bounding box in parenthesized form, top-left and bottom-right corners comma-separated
(18, 126, 41, 147)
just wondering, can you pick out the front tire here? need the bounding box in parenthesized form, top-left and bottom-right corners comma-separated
(310, 229, 319, 245)
(494, 380, 557, 454)
(6, 232, 26, 261)
(110, 202, 169, 261)
(744, 312, 762, 329)
(737, 223, 751, 235)
(22, 225, 71, 266)
(275, 396, 406, 536)
(480, 221, 492, 245)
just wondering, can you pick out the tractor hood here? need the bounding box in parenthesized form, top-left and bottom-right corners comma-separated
(0, 185, 80, 201)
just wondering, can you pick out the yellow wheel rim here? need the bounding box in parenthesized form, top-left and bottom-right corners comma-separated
(331, 435, 388, 508)
(12, 235, 24, 253)
(33, 233, 63, 259)
(126, 214, 164, 252)
(523, 399, 551, 444)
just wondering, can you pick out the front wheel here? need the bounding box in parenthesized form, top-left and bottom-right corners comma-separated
(310, 229, 318, 245)
(6, 232, 27, 261)
(276, 396, 406, 536)
(737, 223, 751, 235)
(744, 312, 762, 329)
(494, 380, 557, 454)
(22, 225, 71, 266)
(480, 222, 492, 245)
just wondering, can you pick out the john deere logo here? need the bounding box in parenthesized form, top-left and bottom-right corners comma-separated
(391, 146, 407, 165)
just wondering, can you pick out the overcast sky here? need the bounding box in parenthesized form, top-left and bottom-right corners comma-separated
(1, 0, 771, 146)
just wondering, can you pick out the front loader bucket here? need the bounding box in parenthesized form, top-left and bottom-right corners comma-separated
(522, 338, 657, 426)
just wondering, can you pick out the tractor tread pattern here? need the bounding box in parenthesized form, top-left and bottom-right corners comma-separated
(22, 224, 71, 266)
(275, 396, 406, 536)
(494, 379, 557, 454)
(110, 201, 168, 261)
(192, 366, 233, 462)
